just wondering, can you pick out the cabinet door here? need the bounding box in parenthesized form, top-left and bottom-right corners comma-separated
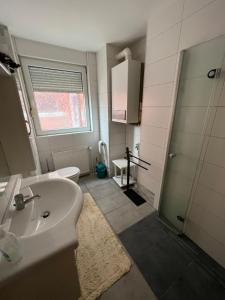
(0, 76, 35, 174)
(112, 60, 128, 122)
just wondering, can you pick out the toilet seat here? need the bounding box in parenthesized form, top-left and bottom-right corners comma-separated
(55, 167, 80, 180)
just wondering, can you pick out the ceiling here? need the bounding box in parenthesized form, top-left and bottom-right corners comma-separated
(0, 0, 162, 51)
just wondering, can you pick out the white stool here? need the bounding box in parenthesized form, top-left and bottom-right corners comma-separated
(112, 159, 136, 187)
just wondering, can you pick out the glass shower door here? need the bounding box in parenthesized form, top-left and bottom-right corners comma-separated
(159, 36, 225, 232)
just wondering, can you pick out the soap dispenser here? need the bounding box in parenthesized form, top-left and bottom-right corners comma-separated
(0, 227, 21, 263)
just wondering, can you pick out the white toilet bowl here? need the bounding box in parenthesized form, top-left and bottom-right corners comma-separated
(53, 166, 80, 182)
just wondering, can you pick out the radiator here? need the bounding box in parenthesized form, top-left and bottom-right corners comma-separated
(52, 147, 91, 175)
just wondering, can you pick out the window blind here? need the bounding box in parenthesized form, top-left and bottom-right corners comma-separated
(28, 66, 83, 93)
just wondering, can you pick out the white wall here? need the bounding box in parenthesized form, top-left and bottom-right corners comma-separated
(140, 0, 225, 267)
(14, 37, 100, 173)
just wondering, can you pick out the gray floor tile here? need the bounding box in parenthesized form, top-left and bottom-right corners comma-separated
(80, 174, 112, 189)
(105, 202, 153, 234)
(136, 201, 155, 219)
(99, 264, 157, 300)
(95, 191, 131, 214)
(88, 182, 119, 200)
(81, 175, 155, 232)
(105, 203, 139, 233)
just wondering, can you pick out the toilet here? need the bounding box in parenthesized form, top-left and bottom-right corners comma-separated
(53, 166, 80, 182)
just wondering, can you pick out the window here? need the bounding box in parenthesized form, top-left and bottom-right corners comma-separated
(21, 58, 91, 136)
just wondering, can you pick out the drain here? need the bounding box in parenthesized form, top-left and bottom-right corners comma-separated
(42, 211, 50, 218)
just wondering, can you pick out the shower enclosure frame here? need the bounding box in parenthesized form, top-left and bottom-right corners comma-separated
(157, 50, 185, 234)
(158, 37, 225, 234)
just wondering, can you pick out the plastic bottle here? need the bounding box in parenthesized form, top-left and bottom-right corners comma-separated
(0, 227, 22, 264)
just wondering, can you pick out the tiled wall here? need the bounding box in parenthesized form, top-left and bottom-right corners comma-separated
(15, 38, 100, 173)
(97, 45, 110, 168)
(140, 0, 225, 267)
(185, 65, 225, 268)
(140, 0, 225, 208)
(126, 38, 146, 157)
(107, 45, 126, 165)
(97, 44, 126, 174)
(97, 40, 147, 175)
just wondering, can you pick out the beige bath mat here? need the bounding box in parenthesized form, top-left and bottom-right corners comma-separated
(76, 193, 131, 300)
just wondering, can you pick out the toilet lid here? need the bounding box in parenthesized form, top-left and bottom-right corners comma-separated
(56, 167, 80, 178)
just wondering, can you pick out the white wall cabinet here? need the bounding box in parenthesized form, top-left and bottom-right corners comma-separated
(0, 75, 35, 175)
(111, 59, 141, 124)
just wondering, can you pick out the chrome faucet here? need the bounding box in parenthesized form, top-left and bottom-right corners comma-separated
(14, 193, 41, 211)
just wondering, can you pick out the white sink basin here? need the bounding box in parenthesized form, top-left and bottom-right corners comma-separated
(0, 176, 83, 284)
(9, 178, 83, 238)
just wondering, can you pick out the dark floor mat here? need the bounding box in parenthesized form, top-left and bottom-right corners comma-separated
(119, 212, 225, 300)
(124, 189, 146, 206)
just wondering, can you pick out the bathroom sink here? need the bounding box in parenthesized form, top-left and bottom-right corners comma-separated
(0, 176, 83, 283)
(8, 178, 83, 238)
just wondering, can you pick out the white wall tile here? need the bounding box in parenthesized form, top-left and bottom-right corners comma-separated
(140, 141, 165, 166)
(211, 107, 225, 138)
(205, 107, 216, 135)
(185, 220, 225, 268)
(193, 183, 225, 220)
(138, 168, 162, 209)
(189, 202, 225, 247)
(180, 0, 225, 50)
(217, 80, 225, 106)
(178, 77, 214, 107)
(139, 138, 166, 183)
(110, 122, 126, 134)
(48, 134, 75, 152)
(142, 107, 172, 128)
(143, 83, 174, 107)
(173, 107, 208, 135)
(146, 23, 181, 63)
(199, 162, 225, 194)
(35, 137, 50, 153)
(126, 124, 140, 156)
(110, 143, 126, 159)
(144, 54, 178, 87)
(110, 131, 126, 146)
(140, 125, 168, 148)
(147, 0, 184, 39)
(205, 137, 225, 167)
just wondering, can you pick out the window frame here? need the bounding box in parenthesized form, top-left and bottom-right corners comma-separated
(21, 57, 91, 136)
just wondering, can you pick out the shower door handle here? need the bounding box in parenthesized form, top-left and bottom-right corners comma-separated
(168, 153, 176, 159)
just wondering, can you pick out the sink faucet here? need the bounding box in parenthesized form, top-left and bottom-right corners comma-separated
(14, 193, 41, 211)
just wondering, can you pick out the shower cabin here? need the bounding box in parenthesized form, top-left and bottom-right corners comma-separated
(159, 35, 225, 267)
